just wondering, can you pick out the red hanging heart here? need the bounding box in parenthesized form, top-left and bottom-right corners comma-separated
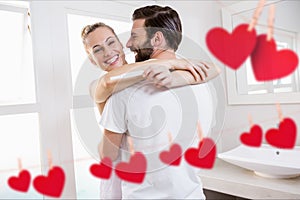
(159, 143, 182, 166)
(8, 170, 31, 192)
(240, 125, 263, 147)
(206, 24, 257, 70)
(265, 118, 297, 149)
(184, 138, 216, 169)
(251, 34, 299, 81)
(90, 157, 113, 179)
(115, 152, 146, 183)
(33, 166, 65, 198)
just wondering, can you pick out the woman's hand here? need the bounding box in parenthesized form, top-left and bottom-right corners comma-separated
(168, 59, 210, 82)
(143, 64, 172, 88)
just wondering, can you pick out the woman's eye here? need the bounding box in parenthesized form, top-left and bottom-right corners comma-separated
(93, 48, 103, 54)
(108, 41, 115, 46)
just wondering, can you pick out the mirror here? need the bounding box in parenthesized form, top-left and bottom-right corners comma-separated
(222, 0, 300, 104)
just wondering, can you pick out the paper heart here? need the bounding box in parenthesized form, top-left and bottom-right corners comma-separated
(206, 24, 257, 70)
(115, 152, 146, 183)
(159, 143, 182, 166)
(251, 34, 299, 81)
(240, 125, 263, 147)
(265, 118, 297, 149)
(33, 166, 65, 198)
(90, 157, 112, 179)
(8, 170, 31, 192)
(184, 138, 216, 169)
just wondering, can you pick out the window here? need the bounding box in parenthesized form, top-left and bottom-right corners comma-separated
(0, 3, 36, 106)
(236, 26, 299, 95)
(0, 113, 42, 199)
(0, 2, 42, 198)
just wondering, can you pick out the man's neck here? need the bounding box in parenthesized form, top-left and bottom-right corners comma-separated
(151, 49, 176, 59)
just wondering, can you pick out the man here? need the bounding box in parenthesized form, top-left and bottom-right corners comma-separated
(100, 5, 218, 199)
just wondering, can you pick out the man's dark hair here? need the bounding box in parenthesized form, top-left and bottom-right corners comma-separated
(132, 5, 182, 51)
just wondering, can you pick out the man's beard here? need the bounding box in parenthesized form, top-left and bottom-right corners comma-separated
(131, 39, 154, 62)
(135, 48, 154, 62)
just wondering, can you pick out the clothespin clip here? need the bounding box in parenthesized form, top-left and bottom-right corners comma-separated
(276, 103, 284, 122)
(248, 0, 266, 32)
(47, 150, 53, 170)
(267, 4, 275, 41)
(197, 121, 204, 142)
(127, 136, 135, 155)
(168, 132, 173, 147)
(18, 158, 23, 171)
(248, 114, 254, 128)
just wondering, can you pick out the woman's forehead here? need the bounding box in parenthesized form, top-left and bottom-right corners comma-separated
(86, 27, 116, 47)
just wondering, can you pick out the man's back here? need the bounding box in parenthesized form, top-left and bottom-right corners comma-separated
(100, 80, 213, 199)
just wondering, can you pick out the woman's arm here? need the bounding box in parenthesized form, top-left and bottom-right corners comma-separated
(98, 129, 123, 161)
(92, 71, 145, 103)
(92, 59, 220, 103)
(91, 60, 163, 103)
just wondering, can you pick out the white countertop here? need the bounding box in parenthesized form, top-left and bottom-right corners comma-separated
(198, 159, 300, 199)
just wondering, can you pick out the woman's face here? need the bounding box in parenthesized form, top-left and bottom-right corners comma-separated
(85, 27, 126, 71)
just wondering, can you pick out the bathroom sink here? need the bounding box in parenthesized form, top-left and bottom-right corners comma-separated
(218, 144, 300, 178)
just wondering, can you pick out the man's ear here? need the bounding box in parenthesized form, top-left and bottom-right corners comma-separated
(151, 31, 164, 47)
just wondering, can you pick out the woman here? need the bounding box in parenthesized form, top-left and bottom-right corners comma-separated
(81, 22, 220, 199)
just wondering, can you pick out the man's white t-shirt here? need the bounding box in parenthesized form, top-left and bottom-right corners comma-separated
(100, 80, 213, 199)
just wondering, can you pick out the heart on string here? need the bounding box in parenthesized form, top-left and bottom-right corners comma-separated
(265, 118, 297, 149)
(90, 157, 113, 179)
(33, 166, 65, 198)
(8, 170, 31, 192)
(251, 34, 299, 81)
(184, 138, 216, 169)
(115, 152, 146, 183)
(159, 143, 182, 166)
(240, 125, 263, 147)
(206, 24, 257, 70)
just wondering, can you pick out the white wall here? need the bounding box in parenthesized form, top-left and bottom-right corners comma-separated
(158, 0, 300, 152)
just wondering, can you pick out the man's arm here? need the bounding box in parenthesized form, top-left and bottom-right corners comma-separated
(168, 61, 221, 88)
(98, 129, 123, 161)
(143, 60, 221, 88)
